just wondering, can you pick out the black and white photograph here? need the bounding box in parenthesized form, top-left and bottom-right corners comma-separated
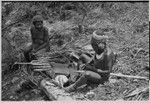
(1, 1, 149, 101)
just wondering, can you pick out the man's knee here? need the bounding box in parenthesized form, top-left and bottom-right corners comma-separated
(85, 71, 90, 76)
(85, 71, 101, 80)
(24, 43, 32, 52)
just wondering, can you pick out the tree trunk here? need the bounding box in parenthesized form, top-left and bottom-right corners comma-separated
(40, 79, 73, 101)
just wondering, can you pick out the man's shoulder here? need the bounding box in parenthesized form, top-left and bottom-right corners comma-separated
(43, 26, 49, 31)
(30, 26, 48, 31)
(30, 26, 36, 32)
(106, 47, 114, 56)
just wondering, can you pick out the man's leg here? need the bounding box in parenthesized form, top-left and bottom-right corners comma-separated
(23, 43, 32, 62)
(65, 71, 101, 92)
(85, 71, 102, 84)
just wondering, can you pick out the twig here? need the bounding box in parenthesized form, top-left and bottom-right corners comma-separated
(110, 73, 149, 80)
(34, 68, 52, 71)
(14, 62, 50, 66)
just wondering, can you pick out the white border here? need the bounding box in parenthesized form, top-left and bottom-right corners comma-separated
(0, 0, 149, 103)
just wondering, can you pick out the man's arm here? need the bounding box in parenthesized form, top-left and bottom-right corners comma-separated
(30, 28, 35, 48)
(34, 43, 47, 52)
(86, 66, 110, 74)
(30, 27, 41, 50)
(97, 52, 113, 74)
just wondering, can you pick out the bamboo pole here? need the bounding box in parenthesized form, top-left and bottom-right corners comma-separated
(14, 62, 50, 66)
(75, 71, 149, 80)
(110, 73, 149, 80)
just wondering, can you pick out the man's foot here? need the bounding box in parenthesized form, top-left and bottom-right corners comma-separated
(64, 85, 76, 93)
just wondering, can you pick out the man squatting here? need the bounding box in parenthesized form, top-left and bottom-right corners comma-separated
(23, 15, 50, 62)
(65, 29, 116, 92)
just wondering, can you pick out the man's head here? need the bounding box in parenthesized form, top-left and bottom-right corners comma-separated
(32, 15, 43, 29)
(91, 29, 108, 55)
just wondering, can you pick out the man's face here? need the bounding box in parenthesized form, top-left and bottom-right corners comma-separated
(92, 41, 106, 55)
(98, 42, 105, 50)
(34, 21, 43, 29)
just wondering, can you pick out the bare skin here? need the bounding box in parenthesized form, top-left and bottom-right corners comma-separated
(64, 41, 115, 92)
(23, 19, 50, 62)
(30, 21, 49, 53)
(82, 41, 114, 75)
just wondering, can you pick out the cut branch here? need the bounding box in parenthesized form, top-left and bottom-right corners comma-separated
(75, 71, 149, 80)
(110, 73, 149, 80)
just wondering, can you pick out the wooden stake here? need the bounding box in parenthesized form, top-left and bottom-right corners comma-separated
(110, 73, 149, 81)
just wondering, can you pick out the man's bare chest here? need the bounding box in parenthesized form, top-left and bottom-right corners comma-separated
(32, 29, 45, 39)
(94, 54, 108, 69)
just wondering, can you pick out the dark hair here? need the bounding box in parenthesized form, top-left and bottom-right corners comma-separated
(91, 37, 106, 47)
(32, 15, 43, 25)
(95, 29, 105, 36)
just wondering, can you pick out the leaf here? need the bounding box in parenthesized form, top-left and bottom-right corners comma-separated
(125, 87, 148, 97)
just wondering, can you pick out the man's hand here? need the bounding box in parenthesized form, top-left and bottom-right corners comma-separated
(31, 49, 37, 54)
(79, 64, 86, 70)
(97, 69, 103, 73)
(34, 43, 47, 53)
